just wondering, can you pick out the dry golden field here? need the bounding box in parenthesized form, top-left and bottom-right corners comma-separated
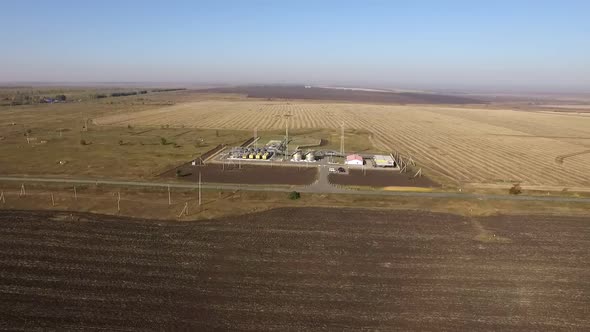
(95, 100, 590, 187)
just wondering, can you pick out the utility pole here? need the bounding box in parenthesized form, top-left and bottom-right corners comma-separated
(20, 184, 26, 197)
(178, 202, 189, 218)
(73, 185, 77, 200)
(168, 185, 171, 205)
(198, 172, 202, 207)
(0, 191, 5, 204)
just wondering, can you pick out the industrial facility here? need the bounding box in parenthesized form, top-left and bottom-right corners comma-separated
(219, 137, 401, 170)
(214, 123, 401, 174)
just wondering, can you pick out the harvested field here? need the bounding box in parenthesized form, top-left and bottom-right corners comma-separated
(0, 208, 589, 330)
(95, 99, 590, 187)
(161, 163, 317, 185)
(329, 169, 438, 187)
(201, 85, 484, 104)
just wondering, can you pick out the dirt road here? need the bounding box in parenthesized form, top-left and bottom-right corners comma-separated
(2, 176, 590, 203)
(0, 208, 588, 330)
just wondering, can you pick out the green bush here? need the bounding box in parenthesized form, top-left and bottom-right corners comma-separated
(288, 191, 301, 200)
(509, 183, 522, 195)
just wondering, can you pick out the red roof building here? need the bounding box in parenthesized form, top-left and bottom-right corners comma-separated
(345, 154, 364, 165)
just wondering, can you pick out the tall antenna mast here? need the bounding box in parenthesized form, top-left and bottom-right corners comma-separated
(285, 120, 289, 158)
(340, 122, 345, 155)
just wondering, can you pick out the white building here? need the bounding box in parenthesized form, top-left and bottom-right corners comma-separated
(345, 154, 364, 165)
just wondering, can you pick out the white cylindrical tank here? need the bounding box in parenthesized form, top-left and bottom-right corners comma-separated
(292, 151, 302, 161)
(306, 152, 315, 162)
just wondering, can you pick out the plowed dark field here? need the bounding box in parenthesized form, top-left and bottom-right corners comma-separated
(329, 169, 439, 187)
(0, 208, 589, 330)
(202, 85, 484, 104)
(161, 163, 318, 185)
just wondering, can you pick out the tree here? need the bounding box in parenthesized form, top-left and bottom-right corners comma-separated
(55, 94, 67, 101)
(176, 169, 182, 177)
(160, 137, 168, 145)
(80, 139, 87, 145)
(288, 191, 301, 200)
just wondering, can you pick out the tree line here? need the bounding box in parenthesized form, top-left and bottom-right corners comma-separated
(93, 88, 185, 99)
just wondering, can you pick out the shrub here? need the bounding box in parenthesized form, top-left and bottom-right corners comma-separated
(80, 139, 87, 145)
(176, 169, 182, 177)
(288, 191, 301, 200)
(509, 183, 522, 195)
(160, 137, 167, 145)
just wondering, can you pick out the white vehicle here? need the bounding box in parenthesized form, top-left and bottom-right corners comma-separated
(329, 167, 336, 172)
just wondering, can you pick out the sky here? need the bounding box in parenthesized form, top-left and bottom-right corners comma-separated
(1, 0, 589, 92)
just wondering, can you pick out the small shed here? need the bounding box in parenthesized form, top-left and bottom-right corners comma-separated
(373, 154, 396, 167)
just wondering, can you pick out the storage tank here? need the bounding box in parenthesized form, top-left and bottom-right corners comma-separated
(306, 151, 315, 162)
(292, 151, 302, 161)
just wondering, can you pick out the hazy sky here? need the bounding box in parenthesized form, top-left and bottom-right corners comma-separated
(1, 0, 589, 91)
